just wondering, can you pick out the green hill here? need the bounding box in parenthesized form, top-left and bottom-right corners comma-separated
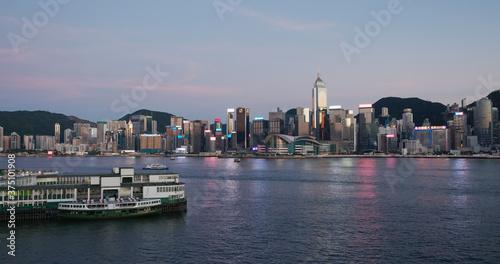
(119, 109, 175, 133)
(373, 97, 447, 126)
(0, 111, 94, 139)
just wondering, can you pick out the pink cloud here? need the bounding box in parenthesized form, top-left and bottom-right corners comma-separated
(237, 8, 335, 32)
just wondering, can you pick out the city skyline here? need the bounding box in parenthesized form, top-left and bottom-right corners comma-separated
(1, 1, 500, 122)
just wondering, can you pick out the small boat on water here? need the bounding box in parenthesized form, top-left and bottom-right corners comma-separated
(234, 158, 241, 162)
(57, 198, 162, 220)
(170, 157, 176, 160)
(143, 163, 168, 170)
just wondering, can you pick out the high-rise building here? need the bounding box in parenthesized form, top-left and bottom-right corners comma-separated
(10, 132, 21, 150)
(269, 108, 285, 134)
(453, 112, 467, 149)
(97, 121, 107, 144)
(213, 119, 222, 136)
(252, 117, 269, 147)
(492, 107, 499, 145)
(0, 126, 3, 151)
(23, 135, 35, 150)
(381, 107, 389, 117)
(190, 121, 203, 154)
(295, 107, 310, 136)
(139, 134, 162, 153)
(3, 136, 10, 151)
(474, 98, 493, 147)
(54, 123, 60, 143)
(329, 106, 345, 141)
(227, 109, 235, 136)
(236, 107, 250, 149)
(401, 108, 415, 140)
(312, 72, 327, 139)
(358, 104, 377, 150)
(64, 128, 73, 144)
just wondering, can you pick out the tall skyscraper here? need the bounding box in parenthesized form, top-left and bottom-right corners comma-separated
(269, 108, 285, 134)
(236, 107, 250, 149)
(474, 98, 493, 147)
(358, 104, 376, 150)
(0, 126, 3, 151)
(64, 128, 73, 144)
(312, 72, 327, 139)
(295, 107, 310, 136)
(97, 121, 107, 144)
(54, 123, 60, 143)
(10, 132, 21, 150)
(227, 109, 235, 136)
(453, 112, 467, 149)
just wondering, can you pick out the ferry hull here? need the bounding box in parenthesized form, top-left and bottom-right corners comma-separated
(57, 208, 162, 220)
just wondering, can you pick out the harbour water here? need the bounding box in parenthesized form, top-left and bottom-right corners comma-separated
(1, 156, 500, 263)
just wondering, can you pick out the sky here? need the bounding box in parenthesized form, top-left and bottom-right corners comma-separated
(1, 0, 500, 123)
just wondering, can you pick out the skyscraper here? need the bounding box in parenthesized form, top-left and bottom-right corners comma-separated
(97, 121, 107, 144)
(312, 72, 327, 139)
(54, 123, 60, 143)
(10, 132, 21, 150)
(474, 98, 493, 147)
(0, 126, 3, 151)
(227, 109, 235, 136)
(358, 104, 376, 150)
(236, 107, 250, 149)
(295, 107, 310, 136)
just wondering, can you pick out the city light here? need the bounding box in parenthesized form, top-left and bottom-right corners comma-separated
(386, 134, 395, 138)
(455, 112, 464, 116)
(227, 108, 235, 113)
(210, 137, 216, 141)
(414, 126, 447, 130)
(255, 117, 264, 120)
(359, 104, 373, 108)
(329, 105, 342, 110)
(204, 130, 211, 133)
(214, 118, 221, 122)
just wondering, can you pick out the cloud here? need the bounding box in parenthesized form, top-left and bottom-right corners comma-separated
(237, 8, 335, 32)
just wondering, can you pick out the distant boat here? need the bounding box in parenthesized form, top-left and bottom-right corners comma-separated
(234, 158, 241, 162)
(143, 163, 168, 170)
(170, 157, 176, 160)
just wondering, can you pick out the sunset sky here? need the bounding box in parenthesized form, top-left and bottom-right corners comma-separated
(1, 0, 500, 122)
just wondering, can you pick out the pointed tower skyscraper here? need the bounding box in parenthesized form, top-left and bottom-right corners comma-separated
(312, 71, 327, 139)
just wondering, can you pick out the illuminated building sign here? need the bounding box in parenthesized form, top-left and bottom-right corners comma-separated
(177, 135, 183, 138)
(227, 135, 232, 138)
(227, 108, 235, 113)
(329, 105, 342, 110)
(214, 119, 221, 122)
(359, 104, 373, 108)
(414, 126, 447, 130)
(210, 137, 216, 141)
(216, 128, 222, 132)
(172, 127, 177, 130)
(455, 112, 464, 116)
(254, 117, 264, 120)
(386, 134, 395, 138)
(205, 130, 211, 133)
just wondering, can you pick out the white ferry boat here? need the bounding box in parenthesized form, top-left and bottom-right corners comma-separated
(58, 198, 162, 220)
(143, 163, 168, 170)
